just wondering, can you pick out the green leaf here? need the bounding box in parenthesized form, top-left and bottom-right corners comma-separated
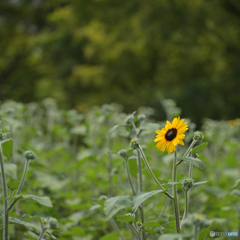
(12, 194, 53, 207)
(117, 214, 135, 223)
(193, 181, 208, 186)
(8, 217, 57, 239)
(132, 190, 165, 213)
(22, 214, 42, 223)
(199, 226, 211, 240)
(176, 157, 206, 170)
(4, 163, 17, 179)
(104, 196, 132, 220)
(191, 142, 208, 154)
(1, 139, 13, 161)
(158, 234, 182, 240)
(8, 217, 41, 231)
(99, 232, 119, 240)
(7, 179, 19, 190)
(142, 221, 161, 228)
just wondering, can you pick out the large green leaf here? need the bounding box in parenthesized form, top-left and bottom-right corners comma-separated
(191, 142, 208, 154)
(12, 194, 53, 207)
(132, 190, 165, 213)
(1, 139, 13, 161)
(104, 196, 132, 220)
(176, 157, 206, 170)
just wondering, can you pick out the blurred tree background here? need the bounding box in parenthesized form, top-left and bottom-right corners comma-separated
(1, 0, 240, 125)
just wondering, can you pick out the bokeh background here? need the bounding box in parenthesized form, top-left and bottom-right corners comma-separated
(1, 0, 240, 124)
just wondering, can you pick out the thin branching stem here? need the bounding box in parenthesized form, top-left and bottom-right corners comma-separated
(138, 145, 173, 200)
(172, 151, 181, 233)
(38, 227, 47, 240)
(125, 159, 136, 195)
(110, 218, 126, 240)
(137, 149, 145, 240)
(0, 146, 8, 240)
(130, 223, 141, 240)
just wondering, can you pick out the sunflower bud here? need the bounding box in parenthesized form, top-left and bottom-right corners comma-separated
(24, 150, 37, 161)
(137, 114, 145, 122)
(118, 149, 128, 160)
(193, 131, 204, 141)
(124, 115, 134, 125)
(130, 138, 139, 149)
(49, 218, 58, 229)
(182, 177, 194, 192)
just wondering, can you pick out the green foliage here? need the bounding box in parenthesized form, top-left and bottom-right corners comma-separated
(0, 99, 239, 239)
(1, 139, 13, 161)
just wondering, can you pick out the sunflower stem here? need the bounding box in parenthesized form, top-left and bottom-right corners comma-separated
(172, 151, 181, 233)
(137, 149, 145, 240)
(138, 144, 173, 200)
(110, 218, 126, 240)
(0, 145, 9, 240)
(125, 159, 136, 195)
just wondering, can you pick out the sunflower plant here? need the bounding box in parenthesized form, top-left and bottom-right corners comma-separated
(103, 114, 208, 240)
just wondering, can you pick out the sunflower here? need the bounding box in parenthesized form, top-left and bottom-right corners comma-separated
(154, 117, 188, 154)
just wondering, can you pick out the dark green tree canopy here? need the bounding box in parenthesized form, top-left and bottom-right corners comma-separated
(1, 0, 240, 124)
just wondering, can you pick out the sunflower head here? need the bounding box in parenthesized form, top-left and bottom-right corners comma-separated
(154, 117, 188, 154)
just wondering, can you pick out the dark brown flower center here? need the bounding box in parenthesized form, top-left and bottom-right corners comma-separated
(165, 128, 177, 141)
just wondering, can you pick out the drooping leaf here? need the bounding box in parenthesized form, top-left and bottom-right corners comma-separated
(176, 157, 206, 170)
(104, 196, 132, 220)
(12, 194, 53, 207)
(1, 139, 13, 161)
(142, 221, 161, 228)
(191, 142, 208, 154)
(132, 190, 165, 213)
(7, 179, 19, 190)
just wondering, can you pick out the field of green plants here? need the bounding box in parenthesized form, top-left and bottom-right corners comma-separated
(0, 99, 239, 240)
